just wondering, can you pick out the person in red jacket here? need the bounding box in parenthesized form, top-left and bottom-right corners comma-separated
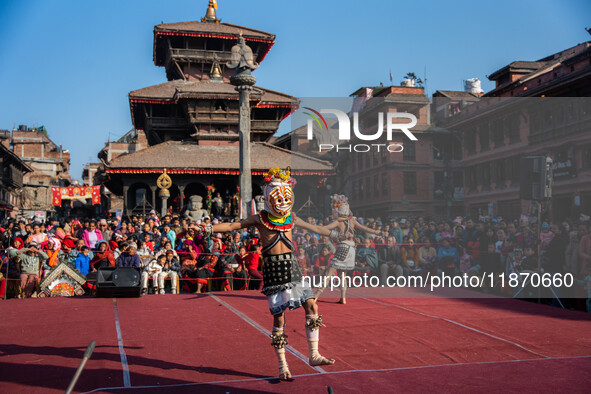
(245, 243, 263, 290)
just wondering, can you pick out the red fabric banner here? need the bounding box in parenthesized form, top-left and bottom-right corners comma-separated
(51, 186, 101, 206)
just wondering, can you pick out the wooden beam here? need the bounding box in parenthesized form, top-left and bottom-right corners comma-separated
(174, 60, 186, 80)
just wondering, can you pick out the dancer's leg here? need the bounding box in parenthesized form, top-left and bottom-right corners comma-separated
(338, 270, 347, 304)
(271, 312, 291, 380)
(303, 299, 335, 366)
(315, 266, 337, 300)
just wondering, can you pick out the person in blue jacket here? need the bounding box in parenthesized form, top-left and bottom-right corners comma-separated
(75, 246, 91, 276)
(437, 237, 459, 275)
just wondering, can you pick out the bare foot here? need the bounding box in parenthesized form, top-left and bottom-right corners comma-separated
(338, 299, 346, 304)
(279, 367, 292, 380)
(309, 355, 336, 366)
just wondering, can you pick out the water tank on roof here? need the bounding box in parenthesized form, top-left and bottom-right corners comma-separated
(401, 78, 415, 87)
(18, 125, 27, 131)
(464, 78, 483, 94)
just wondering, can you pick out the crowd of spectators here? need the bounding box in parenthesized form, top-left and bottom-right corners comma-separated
(0, 211, 590, 312)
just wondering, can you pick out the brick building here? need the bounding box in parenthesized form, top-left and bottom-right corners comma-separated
(6, 125, 71, 217)
(0, 137, 32, 220)
(440, 41, 591, 221)
(331, 85, 465, 218)
(90, 129, 149, 214)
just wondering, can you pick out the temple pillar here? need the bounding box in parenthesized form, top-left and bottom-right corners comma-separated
(178, 185, 185, 213)
(150, 185, 157, 209)
(123, 185, 130, 218)
(159, 188, 170, 217)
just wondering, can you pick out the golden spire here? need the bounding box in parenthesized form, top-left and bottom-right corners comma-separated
(201, 0, 220, 24)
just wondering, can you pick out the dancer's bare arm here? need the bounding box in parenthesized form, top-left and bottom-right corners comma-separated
(352, 219, 382, 236)
(193, 215, 258, 233)
(293, 214, 332, 236)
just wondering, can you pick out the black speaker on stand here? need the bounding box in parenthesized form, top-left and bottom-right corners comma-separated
(96, 267, 142, 297)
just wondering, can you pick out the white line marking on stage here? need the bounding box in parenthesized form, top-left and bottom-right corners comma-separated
(80, 355, 591, 393)
(208, 293, 326, 373)
(359, 296, 550, 358)
(113, 298, 131, 387)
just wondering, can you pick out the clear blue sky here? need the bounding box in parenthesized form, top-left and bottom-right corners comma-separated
(1, 0, 589, 181)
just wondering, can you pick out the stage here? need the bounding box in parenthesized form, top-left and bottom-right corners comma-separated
(1, 290, 590, 393)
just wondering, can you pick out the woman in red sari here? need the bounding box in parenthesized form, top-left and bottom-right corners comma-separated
(90, 241, 116, 270)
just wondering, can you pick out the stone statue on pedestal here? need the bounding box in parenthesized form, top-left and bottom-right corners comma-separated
(185, 195, 209, 222)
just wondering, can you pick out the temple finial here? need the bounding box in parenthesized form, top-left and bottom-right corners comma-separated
(210, 53, 223, 82)
(201, 0, 220, 24)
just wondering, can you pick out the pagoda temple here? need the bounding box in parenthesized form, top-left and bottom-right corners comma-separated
(102, 2, 333, 216)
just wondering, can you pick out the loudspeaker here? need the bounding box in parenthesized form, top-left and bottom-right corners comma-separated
(96, 267, 142, 298)
(520, 156, 551, 201)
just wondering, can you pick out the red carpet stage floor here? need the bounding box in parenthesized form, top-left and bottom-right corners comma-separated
(1, 291, 590, 393)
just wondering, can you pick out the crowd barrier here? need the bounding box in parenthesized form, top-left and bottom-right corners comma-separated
(0, 240, 545, 300)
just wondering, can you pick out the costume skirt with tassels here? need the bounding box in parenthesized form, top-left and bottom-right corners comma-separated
(329, 240, 356, 271)
(262, 252, 314, 316)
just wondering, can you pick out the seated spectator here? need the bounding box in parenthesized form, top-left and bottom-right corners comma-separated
(90, 240, 116, 271)
(82, 221, 103, 250)
(42, 237, 63, 276)
(136, 241, 150, 259)
(379, 236, 403, 283)
(319, 235, 336, 254)
(141, 233, 154, 253)
(506, 248, 525, 276)
(521, 245, 538, 272)
(418, 237, 437, 275)
(356, 238, 379, 275)
(459, 246, 478, 276)
(29, 223, 48, 246)
(117, 242, 141, 268)
(161, 223, 176, 248)
(540, 224, 555, 248)
(480, 243, 502, 275)
(10, 237, 25, 252)
(54, 228, 77, 250)
(401, 236, 420, 276)
(437, 238, 459, 275)
(141, 255, 164, 295)
(179, 242, 200, 293)
(75, 246, 91, 276)
(155, 241, 179, 260)
(316, 245, 333, 277)
(245, 244, 264, 291)
(154, 235, 169, 251)
(229, 245, 249, 290)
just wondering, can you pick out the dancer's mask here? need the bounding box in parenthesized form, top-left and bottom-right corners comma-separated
(263, 168, 295, 218)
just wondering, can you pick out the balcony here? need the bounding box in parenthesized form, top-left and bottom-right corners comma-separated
(166, 48, 233, 67)
(145, 117, 188, 131)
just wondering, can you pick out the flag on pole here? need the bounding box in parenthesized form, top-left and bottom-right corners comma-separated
(389, 69, 393, 83)
(213, 0, 218, 10)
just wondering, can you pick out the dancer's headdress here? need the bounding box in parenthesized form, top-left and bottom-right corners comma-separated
(331, 194, 351, 218)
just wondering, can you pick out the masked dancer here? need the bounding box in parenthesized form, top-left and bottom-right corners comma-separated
(314, 194, 383, 304)
(197, 168, 335, 380)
